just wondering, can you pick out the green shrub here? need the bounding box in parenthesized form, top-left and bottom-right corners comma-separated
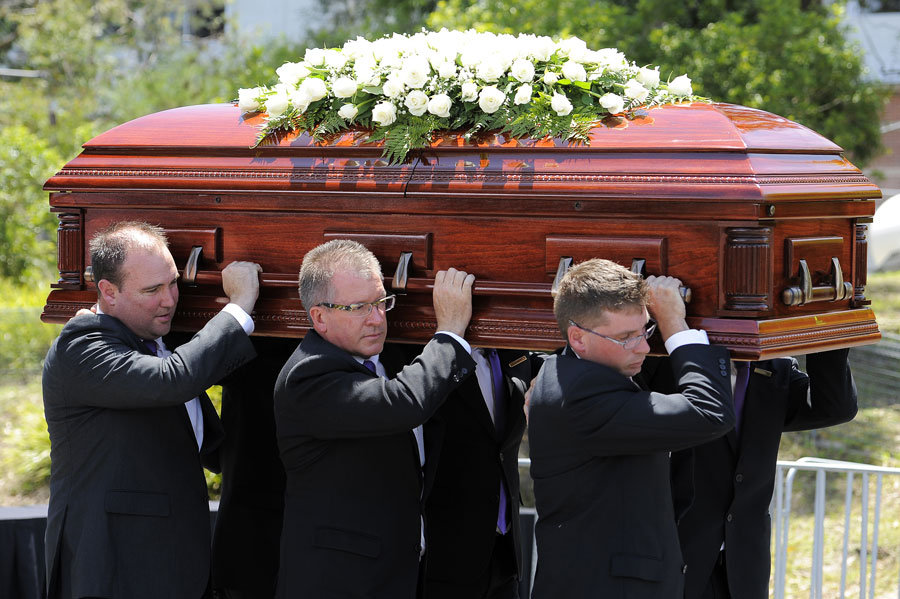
(0, 279, 60, 379)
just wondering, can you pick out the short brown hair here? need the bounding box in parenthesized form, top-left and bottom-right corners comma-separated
(553, 258, 648, 339)
(298, 239, 382, 311)
(89, 221, 168, 290)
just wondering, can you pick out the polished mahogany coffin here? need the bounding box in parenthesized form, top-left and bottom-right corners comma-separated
(42, 102, 881, 359)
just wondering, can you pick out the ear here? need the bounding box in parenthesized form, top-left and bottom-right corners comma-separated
(97, 279, 119, 308)
(308, 306, 328, 335)
(567, 325, 586, 354)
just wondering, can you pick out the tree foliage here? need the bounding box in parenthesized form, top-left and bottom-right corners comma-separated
(0, 0, 300, 284)
(426, 0, 890, 164)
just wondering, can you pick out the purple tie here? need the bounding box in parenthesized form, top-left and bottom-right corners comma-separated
(142, 339, 158, 356)
(486, 349, 509, 535)
(733, 361, 751, 434)
(363, 359, 376, 374)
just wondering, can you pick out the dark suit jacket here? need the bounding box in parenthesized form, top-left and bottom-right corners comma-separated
(41, 311, 256, 599)
(528, 344, 734, 599)
(211, 337, 295, 596)
(273, 331, 476, 599)
(668, 349, 858, 599)
(422, 350, 542, 595)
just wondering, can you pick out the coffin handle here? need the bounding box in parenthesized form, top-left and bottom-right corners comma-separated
(782, 257, 852, 306)
(392, 252, 413, 294)
(183, 246, 203, 286)
(830, 257, 853, 302)
(550, 257, 573, 297)
(84, 265, 94, 283)
(630, 259, 691, 304)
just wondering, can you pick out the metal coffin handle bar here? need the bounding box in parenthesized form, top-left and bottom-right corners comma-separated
(782, 257, 853, 306)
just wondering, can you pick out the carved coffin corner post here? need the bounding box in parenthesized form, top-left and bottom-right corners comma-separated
(52, 208, 84, 289)
(723, 227, 772, 314)
(853, 220, 872, 307)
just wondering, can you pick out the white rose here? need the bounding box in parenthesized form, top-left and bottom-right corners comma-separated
(596, 48, 627, 73)
(237, 87, 263, 112)
(401, 55, 431, 89)
(558, 37, 588, 61)
(599, 92, 625, 115)
(383, 75, 405, 99)
(460, 50, 481, 69)
(543, 71, 559, 85)
(668, 74, 693, 97)
(636, 67, 660, 88)
(355, 66, 379, 87)
(531, 36, 556, 62)
(427, 93, 453, 118)
(275, 62, 311, 87)
(404, 90, 429, 116)
(338, 103, 358, 120)
(324, 49, 348, 70)
(513, 84, 533, 105)
(623, 79, 649, 103)
(550, 93, 573, 116)
(438, 61, 457, 79)
(342, 36, 373, 60)
(332, 77, 358, 99)
(510, 58, 535, 83)
(561, 60, 587, 82)
(476, 57, 505, 83)
(265, 88, 290, 117)
(478, 85, 506, 114)
(288, 88, 311, 113)
(371, 101, 398, 126)
(461, 80, 479, 102)
(304, 48, 327, 66)
(298, 77, 328, 103)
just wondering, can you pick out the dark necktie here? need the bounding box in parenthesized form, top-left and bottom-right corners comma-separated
(363, 359, 376, 374)
(485, 349, 509, 534)
(142, 339, 158, 356)
(733, 361, 751, 434)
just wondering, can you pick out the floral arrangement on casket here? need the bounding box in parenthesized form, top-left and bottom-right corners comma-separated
(237, 29, 701, 164)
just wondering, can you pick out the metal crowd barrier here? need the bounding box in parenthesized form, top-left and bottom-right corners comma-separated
(520, 456, 900, 598)
(773, 457, 900, 599)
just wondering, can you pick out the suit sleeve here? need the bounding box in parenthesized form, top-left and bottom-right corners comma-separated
(560, 344, 735, 456)
(55, 312, 256, 409)
(276, 334, 476, 439)
(782, 348, 858, 432)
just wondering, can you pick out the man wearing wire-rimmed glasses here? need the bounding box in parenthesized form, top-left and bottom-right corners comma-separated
(526, 258, 735, 599)
(273, 238, 478, 599)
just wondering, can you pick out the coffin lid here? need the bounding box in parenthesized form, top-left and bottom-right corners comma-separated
(44, 101, 881, 202)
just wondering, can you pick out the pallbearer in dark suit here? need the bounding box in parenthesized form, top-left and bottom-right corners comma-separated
(665, 349, 857, 599)
(274, 239, 477, 599)
(527, 258, 734, 599)
(423, 347, 543, 599)
(42, 221, 261, 599)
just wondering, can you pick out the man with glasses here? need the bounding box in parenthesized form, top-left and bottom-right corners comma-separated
(273, 239, 477, 599)
(527, 258, 734, 599)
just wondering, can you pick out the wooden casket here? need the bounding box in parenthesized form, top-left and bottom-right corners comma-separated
(41, 101, 881, 359)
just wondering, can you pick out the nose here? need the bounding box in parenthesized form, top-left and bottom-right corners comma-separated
(633, 335, 651, 355)
(365, 304, 386, 326)
(161, 285, 178, 308)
